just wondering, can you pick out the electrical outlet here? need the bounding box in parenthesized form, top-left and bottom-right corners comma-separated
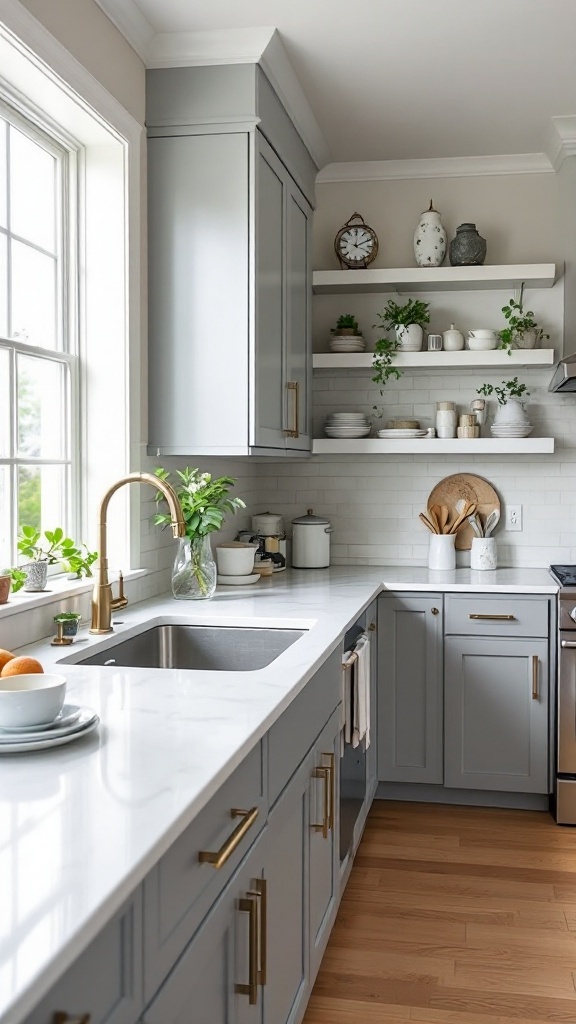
(506, 504, 523, 531)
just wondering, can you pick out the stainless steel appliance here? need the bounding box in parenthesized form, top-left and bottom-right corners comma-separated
(549, 354, 576, 392)
(550, 564, 576, 822)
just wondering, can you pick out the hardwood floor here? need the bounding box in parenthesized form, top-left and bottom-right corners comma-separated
(303, 801, 576, 1023)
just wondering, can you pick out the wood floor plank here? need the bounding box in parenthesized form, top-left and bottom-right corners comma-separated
(303, 801, 576, 1024)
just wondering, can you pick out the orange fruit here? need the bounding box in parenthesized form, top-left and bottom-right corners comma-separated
(1, 656, 44, 677)
(0, 649, 15, 673)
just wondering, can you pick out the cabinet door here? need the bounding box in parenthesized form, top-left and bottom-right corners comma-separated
(253, 138, 286, 450)
(143, 839, 265, 1024)
(263, 756, 309, 1024)
(284, 177, 312, 452)
(444, 637, 549, 793)
(309, 707, 340, 985)
(378, 595, 444, 784)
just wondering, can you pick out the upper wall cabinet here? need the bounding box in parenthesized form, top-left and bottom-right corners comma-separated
(146, 65, 315, 457)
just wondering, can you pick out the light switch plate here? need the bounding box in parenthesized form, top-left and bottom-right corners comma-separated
(506, 504, 523, 531)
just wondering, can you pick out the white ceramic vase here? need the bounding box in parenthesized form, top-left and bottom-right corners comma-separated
(470, 537, 497, 571)
(428, 533, 456, 571)
(413, 201, 447, 267)
(396, 324, 423, 351)
(493, 399, 529, 426)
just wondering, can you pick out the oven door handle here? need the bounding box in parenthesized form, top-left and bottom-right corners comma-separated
(561, 640, 576, 648)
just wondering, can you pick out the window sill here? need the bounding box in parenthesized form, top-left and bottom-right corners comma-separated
(0, 569, 147, 621)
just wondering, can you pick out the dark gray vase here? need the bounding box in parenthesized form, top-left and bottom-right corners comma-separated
(449, 223, 487, 266)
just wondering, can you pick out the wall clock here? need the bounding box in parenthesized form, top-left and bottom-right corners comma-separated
(334, 212, 379, 269)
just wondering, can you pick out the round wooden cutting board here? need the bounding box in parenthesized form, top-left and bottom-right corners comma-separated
(427, 473, 501, 550)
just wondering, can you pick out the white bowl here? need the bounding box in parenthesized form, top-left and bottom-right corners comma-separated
(467, 336, 498, 351)
(0, 674, 67, 729)
(215, 543, 256, 576)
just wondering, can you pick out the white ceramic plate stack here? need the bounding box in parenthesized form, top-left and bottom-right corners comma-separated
(0, 704, 99, 753)
(490, 424, 534, 438)
(377, 428, 428, 439)
(329, 336, 366, 353)
(325, 413, 371, 438)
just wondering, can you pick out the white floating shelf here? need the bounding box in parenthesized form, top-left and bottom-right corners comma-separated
(313, 350, 556, 370)
(312, 264, 557, 295)
(312, 438, 555, 455)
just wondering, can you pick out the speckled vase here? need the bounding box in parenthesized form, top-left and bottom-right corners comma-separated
(23, 560, 48, 592)
(413, 200, 447, 267)
(449, 223, 487, 266)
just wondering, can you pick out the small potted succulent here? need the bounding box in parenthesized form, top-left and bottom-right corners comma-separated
(498, 284, 550, 353)
(375, 298, 430, 352)
(329, 313, 365, 353)
(53, 611, 82, 638)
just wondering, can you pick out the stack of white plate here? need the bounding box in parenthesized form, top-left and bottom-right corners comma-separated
(325, 412, 371, 438)
(490, 423, 534, 438)
(0, 704, 99, 753)
(329, 336, 366, 353)
(377, 428, 428, 439)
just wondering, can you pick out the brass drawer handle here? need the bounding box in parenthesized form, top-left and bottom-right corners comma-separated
(469, 613, 516, 621)
(324, 752, 335, 832)
(248, 878, 267, 987)
(311, 765, 330, 839)
(532, 655, 539, 701)
(199, 806, 258, 868)
(236, 892, 258, 1003)
(284, 381, 299, 438)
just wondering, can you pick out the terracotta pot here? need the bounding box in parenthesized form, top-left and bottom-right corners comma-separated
(0, 575, 10, 604)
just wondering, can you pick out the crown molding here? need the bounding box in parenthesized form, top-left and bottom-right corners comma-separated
(317, 152, 554, 183)
(91, 0, 153, 61)
(548, 115, 576, 171)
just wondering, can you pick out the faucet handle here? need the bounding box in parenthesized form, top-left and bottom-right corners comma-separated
(111, 570, 129, 612)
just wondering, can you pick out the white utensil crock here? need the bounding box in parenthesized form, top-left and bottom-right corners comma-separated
(428, 533, 456, 571)
(291, 510, 333, 568)
(470, 537, 497, 571)
(251, 512, 284, 535)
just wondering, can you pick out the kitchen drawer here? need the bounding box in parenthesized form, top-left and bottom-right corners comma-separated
(143, 740, 266, 1001)
(445, 595, 550, 638)
(24, 892, 142, 1024)
(268, 645, 342, 806)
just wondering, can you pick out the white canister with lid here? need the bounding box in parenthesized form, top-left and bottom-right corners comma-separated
(442, 324, 464, 351)
(435, 401, 457, 439)
(251, 512, 284, 535)
(291, 509, 333, 568)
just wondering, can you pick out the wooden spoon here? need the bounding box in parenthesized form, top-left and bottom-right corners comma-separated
(419, 511, 438, 534)
(437, 505, 449, 533)
(447, 501, 477, 535)
(427, 506, 440, 533)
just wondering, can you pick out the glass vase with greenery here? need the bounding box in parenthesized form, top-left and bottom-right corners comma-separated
(154, 467, 246, 600)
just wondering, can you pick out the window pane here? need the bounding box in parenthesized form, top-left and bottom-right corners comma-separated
(10, 126, 56, 252)
(0, 233, 6, 337)
(0, 119, 6, 230)
(17, 464, 66, 537)
(0, 465, 10, 567)
(17, 354, 67, 458)
(0, 347, 9, 457)
(11, 240, 57, 348)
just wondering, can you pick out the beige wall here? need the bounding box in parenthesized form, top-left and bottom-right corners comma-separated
(314, 173, 560, 269)
(17, 0, 145, 122)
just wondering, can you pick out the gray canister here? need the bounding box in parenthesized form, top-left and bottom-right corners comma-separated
(449, 223, 487, 266)
(291, 509, 333, 568)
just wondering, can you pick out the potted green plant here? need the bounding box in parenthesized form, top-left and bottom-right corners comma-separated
(477, 378, 531, 426)
(53, 611, 82, 638)
(498, 284, 550, 353)
(17, 527, 97, 592)
(154, 467, 246, 600)
(329, 313, 365, 353)
(376, 298, 430, 352)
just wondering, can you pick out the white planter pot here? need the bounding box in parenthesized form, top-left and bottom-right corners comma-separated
(512, 329, 537, 350)
(493, 399, 529, 425)
(396, 324, 423, 351)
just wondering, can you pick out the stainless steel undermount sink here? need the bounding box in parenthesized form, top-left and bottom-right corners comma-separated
(62, 623, 307, 672)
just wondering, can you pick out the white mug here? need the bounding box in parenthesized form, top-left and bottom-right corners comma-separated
(470, 537, 497, 571)
(427, 334, 443, 351)
(428, 533, 456, 571)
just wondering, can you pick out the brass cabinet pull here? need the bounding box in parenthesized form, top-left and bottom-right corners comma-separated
(311, 766, 330, 838)
(248, 878, 267, 987)
(532, 655, 539, 701)
(469, 613, 516, 621)
(284, 381, 299, 438)
(236, 893, 258, 1003)
(323, 752, 335, 832)
(198, 807, 258, 868)
(431, 607, 439, 615)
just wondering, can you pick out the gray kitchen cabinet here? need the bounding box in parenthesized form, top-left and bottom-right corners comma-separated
(378, 594, 444, 785)
(444, 636, 549, 793)
(146, 64, 313, 457)
(309, 707, 341, 986)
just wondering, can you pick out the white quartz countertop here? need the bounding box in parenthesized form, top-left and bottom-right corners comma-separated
(0, 565, 558, 1024)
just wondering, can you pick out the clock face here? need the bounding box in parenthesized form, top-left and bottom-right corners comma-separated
(335, 219, 378, 268)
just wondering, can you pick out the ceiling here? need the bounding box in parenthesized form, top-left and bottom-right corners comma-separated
(105, 0, 576, 166)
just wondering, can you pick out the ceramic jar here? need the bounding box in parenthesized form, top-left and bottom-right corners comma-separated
(428, 533, 456, 571)
(436, 401, 457, 438)
(442, 324, 464, 351)
(23, 561, 48, 592)
(470, 537, 497, 571)
(493, 399, 529, 426)
(413, 200, 447, 267)
(449, 223, 487, 266)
